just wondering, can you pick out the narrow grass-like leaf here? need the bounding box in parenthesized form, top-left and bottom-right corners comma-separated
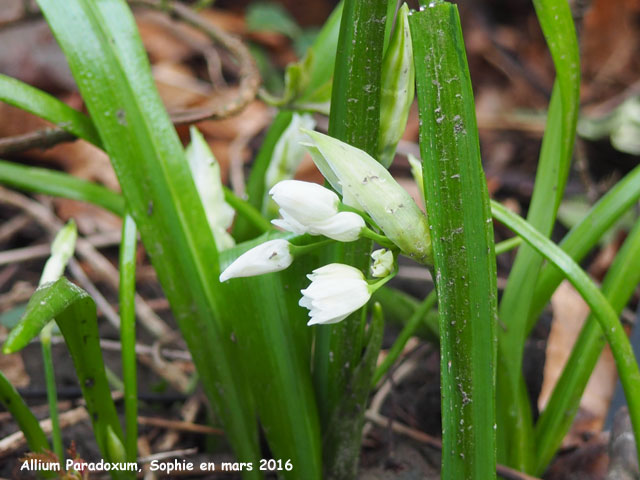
(222, 187, 273, 235)
(0, 74, 101, 146)
(411, 4, 498, 478)
(0, 370, 50, 454)
(372, 289, 437, 385)
(119, 214, 138, 463)
(495, 0, 580, 468)
(534, 217, 640, 474)
(372, 286, 439, 342)
(491, 200, 640, 467)
(36, 0, 261, 471)
(0, 159, 125, 216)
(3, 278, 129, 478)
(528, 162, 640, 332)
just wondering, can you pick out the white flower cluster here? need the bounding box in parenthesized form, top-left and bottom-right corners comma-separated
(270, 180, 365, 242)
(219, 180, 395, 325)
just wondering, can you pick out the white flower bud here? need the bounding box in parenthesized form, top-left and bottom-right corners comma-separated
(299, 263, 372, 325)
(370, 249, 394, 278)
(219, 239, 293, 282)
(41, 220, 77, 285)
(269, 180, 365, 242)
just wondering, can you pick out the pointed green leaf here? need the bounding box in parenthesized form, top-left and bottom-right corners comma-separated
(3, 278, 127, 477)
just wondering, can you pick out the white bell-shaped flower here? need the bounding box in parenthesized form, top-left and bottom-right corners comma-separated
(370, 249, 394, 278)
(219, 239, 293, 282)
(270, 180, 365, 242)
(299, 263, 372, 325)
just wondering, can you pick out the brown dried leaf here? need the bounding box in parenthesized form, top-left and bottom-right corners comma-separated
(539, 281, 618, 446)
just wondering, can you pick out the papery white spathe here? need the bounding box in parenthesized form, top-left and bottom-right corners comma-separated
(270, 180, 365, 242)
(299, 263, 371, 325)
(219, 239, 293, 282)
(370, 249, 394, 278)
(186, 126, 235, 251)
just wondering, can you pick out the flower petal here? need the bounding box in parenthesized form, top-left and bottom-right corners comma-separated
(270, 180, 339, 224)
(308, 211, 365, 242)
(299, 263, 371, 325)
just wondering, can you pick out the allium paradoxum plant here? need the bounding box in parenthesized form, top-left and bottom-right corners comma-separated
(220, 130, 432, 326)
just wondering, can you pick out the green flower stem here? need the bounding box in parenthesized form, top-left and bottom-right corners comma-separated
(491, 199, 640, 467)
(119, 214, 138, 463)
(338, 203, 378, 229)
(372, 289, 438, 386)
(289, 239, 334, 257)
(368, 264, 398, 291)
(495, 237, 522, 256)
(372, 286, 439, 342)
(360, 227, 396, 249)
(222, 186, 273, 234)
(40, 322, 63, 463)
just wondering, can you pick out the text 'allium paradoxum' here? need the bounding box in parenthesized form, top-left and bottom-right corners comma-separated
(269, 179, 365, 242)
(219, 239, 293, 282)
(299, 264, 372, 325)
(302, 130, 433, 265)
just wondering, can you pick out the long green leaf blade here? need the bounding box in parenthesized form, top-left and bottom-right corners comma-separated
(495, 0, 580, 468)
(35, 0, 261, 472)
(4, 278, 129, 477)
(411, 3, 498, 478)
(0, 370, 50, 454)
(534, 217, 640, 473)
(0, 74, 101, 146)
(528, 163, 640, 331)
(0, 159, 125, 216)
(220, 239, 322, 480)
(491, 200, 640, 468)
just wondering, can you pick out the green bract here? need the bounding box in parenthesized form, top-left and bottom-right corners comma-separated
(302, 129, 432, 265)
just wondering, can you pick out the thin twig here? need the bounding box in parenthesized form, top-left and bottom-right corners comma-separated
(0, 128, 76, 156)
(138, 416, 222, 436)
(0, 406, 88, 458)
(0, 214, 31, 244)
(137, 447, 197, 464)
(129, 0, 260, 124)
(67, 257, 121, 330)
(0, 0, 260, 156)
(0, 187, 172, 339)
